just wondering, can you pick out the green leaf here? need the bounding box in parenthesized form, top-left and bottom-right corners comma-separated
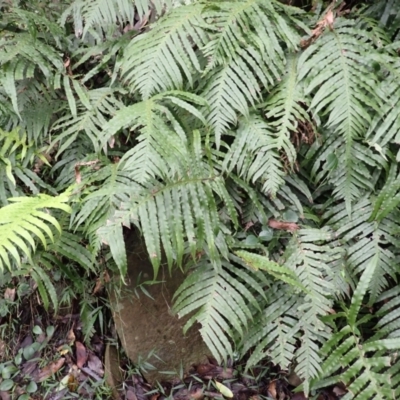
(0, 379, 14, 391)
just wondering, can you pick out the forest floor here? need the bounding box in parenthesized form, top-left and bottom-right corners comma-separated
(0, 284, 343, 400)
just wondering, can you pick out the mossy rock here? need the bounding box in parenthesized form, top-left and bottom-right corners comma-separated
(109, 230, 210, 383)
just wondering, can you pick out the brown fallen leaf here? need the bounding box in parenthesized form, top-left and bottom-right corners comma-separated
(126, 390, 138, 400)
(75, 341, 87, 368)
(74, 165, 81, 184)
(4, 288, 15, 301)
(87, 352, 104, 377)
(35, 357, 65, 382)
(67, 326, 76, 345)
(267, 381, 277, 400)
(333, 384, 347, 396)
(268, 219, 299, 232)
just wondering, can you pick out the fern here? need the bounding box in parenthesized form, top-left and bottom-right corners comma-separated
(120, 4, 207, 99)
(173, 255, 267, 363)
(3, 1, 400, 396)
(310, 254, 400, 399)
(298, 18, 383, 214)
(0, 191, 71, 270)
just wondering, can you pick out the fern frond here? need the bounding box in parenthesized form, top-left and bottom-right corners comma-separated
(0, 191, 71, 271)
(263, 54, 311, 166)
(60, 0, 135, 38)
(311, 256, 400, 400)
(284, 228, 343, 389)
(202, 0, 302, 72)
(52, 87, 124, 155)
(102, 91, 207, 184)
(310, 134, 382, 214)
(223, 116, 285, 196)
(325, 199, 399, 301)
(173, 256, 266, 363)
(241, 285, 300, 369)
(235, 250, 305, 291)
(121, 4, 207, 99)
(298, 19, 383, 214)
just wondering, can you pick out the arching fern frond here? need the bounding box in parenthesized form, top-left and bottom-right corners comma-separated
(201, 0, 304, 146)
(121, 4, 207, 99)
(262, 54, 311, 166)
(102, 91, 207, 184)
(241, 285, 300, 369)
(309, 134, 382, 213)
(284, 228, 343, 391)
(0, 191, 71, 271)
(173, 256, 267, 363)
(202, 0, 302, 72)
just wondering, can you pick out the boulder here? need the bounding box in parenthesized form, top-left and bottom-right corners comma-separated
(109, 230, 210, 383)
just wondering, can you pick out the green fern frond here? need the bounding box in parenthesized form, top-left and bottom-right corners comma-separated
(241, 285, 300, 369)
(31, 264, 59, 312)
(60, 0, 135, 38)
(284, 228, 343, 389)
(102, 91, 207, 184)
(370, 164, 400, 222)
(0, 191, 71, 270)
(202, 0, 302, 72)
(174, 257, 266, 363)
(325, 199, 399, 301)
(310, 134, 382, 214)
(263, 54, 311, 166)
(52, 87, 124, 155)
(223, 116, 285, 196)
(121, 4, 207, 99)
(235, 250, 305, 291)
(311, 255, 400, 399)
(298, 19, 383, 214)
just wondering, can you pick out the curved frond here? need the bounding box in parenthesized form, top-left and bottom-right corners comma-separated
(0, 191, 71, 270)
(173, 257, 266, 363)
(121, 4, 207, 99)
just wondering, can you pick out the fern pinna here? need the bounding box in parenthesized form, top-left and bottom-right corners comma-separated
(1, 0, 400, 397)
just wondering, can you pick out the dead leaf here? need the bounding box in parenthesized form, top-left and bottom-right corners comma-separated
(0, 391, 11, 400)
(126, 390, 138, 400)
(190, 387, 204, 400)
(287, 371, 303, 387)
(82, 366, 102, 381)
(268, 219, 299, 232)
(75, 341, 87, 368)
(325, 10, 335, 30)
(92, 278, 103, 295)
(87, 353, 104, 377)
(67, 327, 76, 345)
(36, 357, 65, 382)
(74, 165, 81, 184)
(267, 381, 277, 400)
(4, 288, 15, 301)
(333, 384, 347, 396)
(64, 58, 70, 68)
